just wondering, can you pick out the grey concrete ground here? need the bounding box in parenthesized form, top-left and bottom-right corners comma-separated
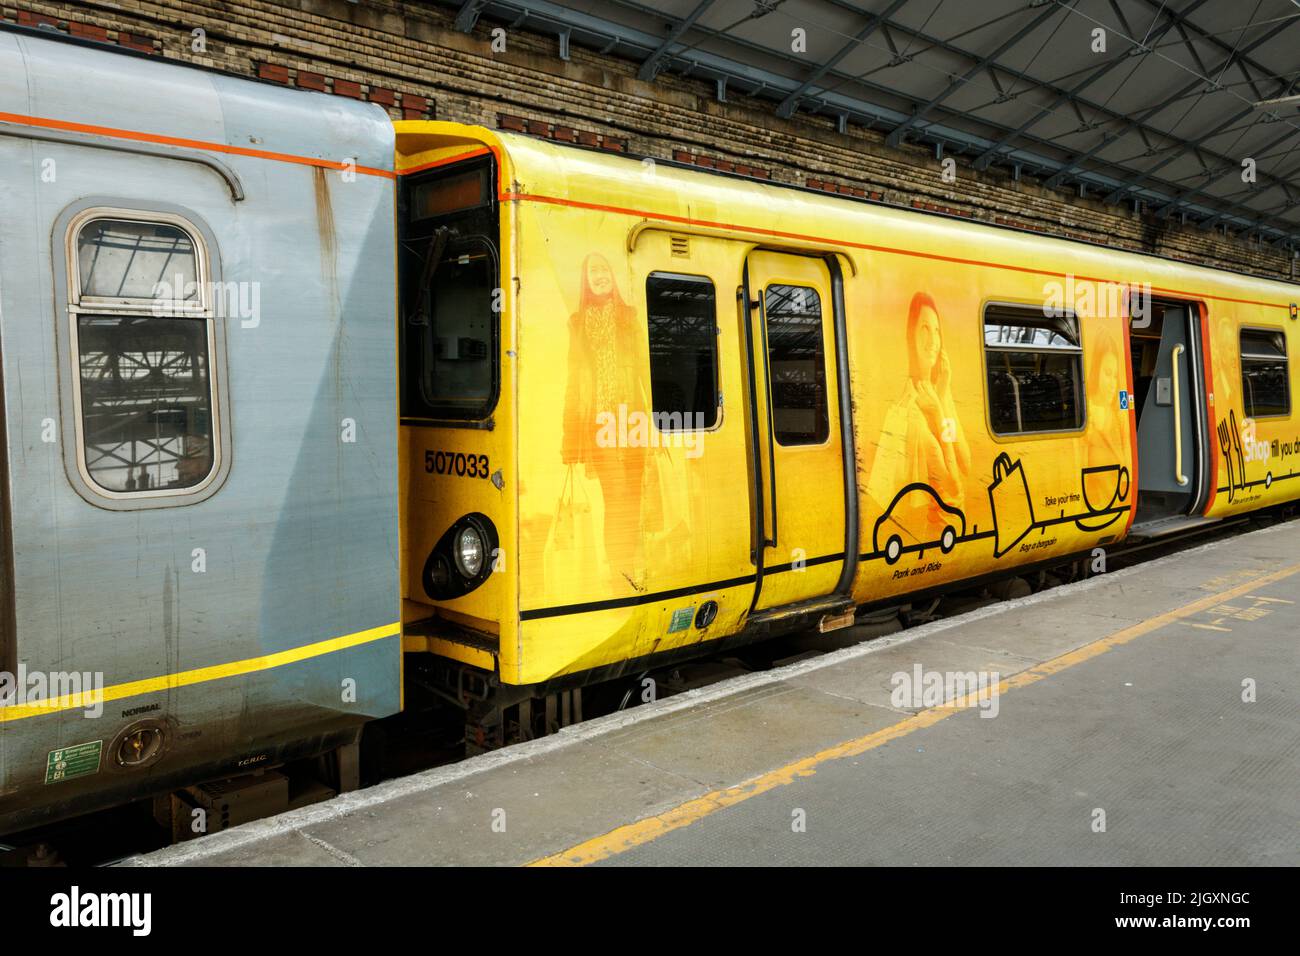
(131, 521, 1300, 866)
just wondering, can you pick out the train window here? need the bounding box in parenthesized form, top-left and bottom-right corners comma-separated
(410, 167, 490, 220)
(76, 219, 199, 303)
(983, 304, 1083, 435)
(1240, 328, 1290, 418)
(66, 213, 220, 498)
(400, 157, 500, 423)
(646, 273, 719, 430)
(764, 284, 829, 445)
(416, 236, 499, 418)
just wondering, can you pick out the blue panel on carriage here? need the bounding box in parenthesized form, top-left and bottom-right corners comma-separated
(0, 29, 400, 830)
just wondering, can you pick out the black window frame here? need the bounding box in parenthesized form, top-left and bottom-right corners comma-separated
(399, 156, 501, 425)
(1239, 325, 1291, 419)
(644, 270, 721, 432)
(982, 302, 1085, 437)
(762, 282, 831, 447)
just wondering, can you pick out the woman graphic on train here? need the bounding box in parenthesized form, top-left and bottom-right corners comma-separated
(866, 292, 972, 517)
(558, 252, 652, 585)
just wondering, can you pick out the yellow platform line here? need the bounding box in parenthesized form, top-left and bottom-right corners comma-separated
(0, 621, 400, 722)
(528, 561, 1300, 866)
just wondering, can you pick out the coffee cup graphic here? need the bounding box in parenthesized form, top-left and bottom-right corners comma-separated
(1076, 464, 1130, 530)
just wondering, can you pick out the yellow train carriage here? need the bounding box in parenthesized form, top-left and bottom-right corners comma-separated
(393, 121, 1299, 734)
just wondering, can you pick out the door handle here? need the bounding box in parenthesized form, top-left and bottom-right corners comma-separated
(1171, 344, 1189, 487)
(756, 298, 778, 548)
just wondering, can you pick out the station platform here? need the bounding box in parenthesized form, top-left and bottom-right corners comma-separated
(130, 521, 1300, 867)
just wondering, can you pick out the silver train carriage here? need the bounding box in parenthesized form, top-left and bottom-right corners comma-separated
(0, 27, 400, 835)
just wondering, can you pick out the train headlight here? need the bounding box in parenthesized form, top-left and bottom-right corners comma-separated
(423, 513, 498, 600)
(455, 525, 486, 578)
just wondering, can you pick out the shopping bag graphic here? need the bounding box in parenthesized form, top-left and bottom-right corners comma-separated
(544, 465, 599, 587)
(987, 452, 1036, 558)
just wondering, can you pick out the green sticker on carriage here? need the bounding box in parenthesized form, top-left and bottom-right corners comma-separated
(44, 740, 103, 784)
(669, 606, 695, 633)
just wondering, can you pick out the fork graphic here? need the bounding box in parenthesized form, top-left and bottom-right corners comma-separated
(1229, 409, 1247, 489)
(1217, 419, 1235, 502)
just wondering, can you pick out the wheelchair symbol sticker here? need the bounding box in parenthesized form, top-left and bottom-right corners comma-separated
(1119, 389, 1130, 411)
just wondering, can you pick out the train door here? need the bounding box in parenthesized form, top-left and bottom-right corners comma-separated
(743, 250, 852, 612)
(1130, 300, 1210, 528)
(623, 231, 757, 626)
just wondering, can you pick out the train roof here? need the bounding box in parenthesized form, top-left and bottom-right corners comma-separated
(398, 121, 1299, 315)
(1, 26, 394, 180)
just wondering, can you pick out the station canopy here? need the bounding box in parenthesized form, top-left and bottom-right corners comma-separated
(443, 0, 1300, 250)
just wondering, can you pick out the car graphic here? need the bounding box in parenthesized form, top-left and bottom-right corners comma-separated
(873, 483, 968, 565)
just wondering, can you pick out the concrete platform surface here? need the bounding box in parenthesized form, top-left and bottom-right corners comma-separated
(128, 521, 1300, 867)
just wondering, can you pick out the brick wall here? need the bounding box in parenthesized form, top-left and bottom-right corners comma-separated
(9, 0, 1298, 283)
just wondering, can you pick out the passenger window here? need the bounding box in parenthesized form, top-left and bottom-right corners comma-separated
(646, 272, 719, 429)
(1240, 328, 1290, 418)
(76, 220, 199, 302)
(69, 215, 218, 496)
(764, 284, 829, 445)
(984, 304, 1083, 434)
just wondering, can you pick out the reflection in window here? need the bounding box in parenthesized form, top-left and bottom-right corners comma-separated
(70, 215, 216, 496)
(1240, 328, 1290, 418)
(410, 168, 490, 221)
(419, 239, 497, 416)
(646, 273, 718, 429)
(984, 305, 1083, 434)
(77, 316, 213, 491)
(764, 284, 829, 445)
(984, 323, 1076, 349)
(77, 219, 198, 302)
